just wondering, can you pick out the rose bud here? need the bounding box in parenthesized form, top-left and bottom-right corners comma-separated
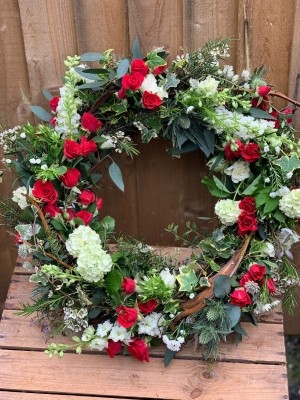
(229, 288, 252, 307)
(96, 198, 103, 210)
(224, 140, 244, 161)
(142, 91, 162, 110)
(121, 277, 136, 294)
(248, 264, 266, 282)
(122, 72, 144, 90)
(43, 203, 61, 218)
(64, 139, 81, 159)
(153, 64, 167, 75)
(265, 277, 276, 293)
(239, 197, 256, 214)
(75, 210, 93, 225)
(258, 85, 271, 97)
(79, 136, 97, 157)
(81, 112, 103, 132)
(241, 142, 260, 163)
(237, 212, 258, 235)
(130, 59, 149, 77)
(49, 96, 60, 112)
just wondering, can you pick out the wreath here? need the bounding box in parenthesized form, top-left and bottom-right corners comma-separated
(1, 38, 300, 366)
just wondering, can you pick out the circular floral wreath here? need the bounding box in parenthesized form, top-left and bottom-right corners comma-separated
(1, 38, 300, 365)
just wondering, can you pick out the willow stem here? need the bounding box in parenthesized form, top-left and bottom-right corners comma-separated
(44, 251, 73, 270)
(24, 195, 51, 236)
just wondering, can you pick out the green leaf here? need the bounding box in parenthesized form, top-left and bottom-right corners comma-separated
(164, 348, 177, 367)
(163, 73, 180, 90)
(77, 81, 106, 90)
(255, 187, 271, 207)
(224, 304, 241, 329)
(109, 162, 124, 191)
(263, 197, 279, 213)
(202, 129, 215, 156)
(30, 106, 52, 122)
(88, 308, 101, 319)
(105, 269, 123, 295)
(213, 275, 231, 298)
(90, 288, 106, 305)
(117, 59, 130, 78)
(176, 268, 198, 292)
(42, 88, 53, 100)
(242, 174, 262, 196)
(213, 176, 230, 194)
(146, 51, 166, 70)
(80, 52, 105, 62)
(203, 255, 220, 272)
(274, 155, 300, 173)
(20, 207, 35, 222)
(274, 210, 286, 223)
(233, 322, 248, 336)
(51, 219, 66, 231)
(83, 68, 109, 74)
(248, 108, 276, 120)
(100, 216, 115, 234)
(202, 176, 230, 198)
(132, 37, 143, 60)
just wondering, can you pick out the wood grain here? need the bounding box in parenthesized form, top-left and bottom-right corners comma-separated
(0, 310, 286, 364)
(0, 349, 288, 399)
(0, 394, 125, 400)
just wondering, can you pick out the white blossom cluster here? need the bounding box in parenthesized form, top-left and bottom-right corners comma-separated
(279, 188, 300, 218)
(276, 228, 300, 259)
(137, 312, 165, 337)
(12, 186, 32, 210)
(211, 106, 276, 140)
(189, 76, 220, 97)
(159, 268, 176, 288)
(254, 300, 281, 315)
(63, 301, 89, 332)
(66, 226, 112, 282)
(214, 199, 241, 226)
(162, 334, 185, 352)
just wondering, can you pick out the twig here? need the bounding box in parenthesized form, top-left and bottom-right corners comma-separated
(24, 195, 51, 236)
(269, 91, 300, 108)
(243, 3, 250, 71)
(44, 251, 73, 270)
(89, 85, 117, 114)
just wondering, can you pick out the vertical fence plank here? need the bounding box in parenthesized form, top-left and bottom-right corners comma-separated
(18, 0, 78, 104)
(74, 0, 129, 55)
(236, 0, 296, 101)
(183, 0, 239, 67)
(127, 0, 183, 59)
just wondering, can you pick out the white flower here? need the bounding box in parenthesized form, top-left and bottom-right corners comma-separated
(162, 335, 182, 352)
(286, 172, 293, 179)
(140, 74, 168, 99)
(261, 242, 275, 258)
(108, 323, 131, 344)
(222, 65, 234, 79)
(225, 160, 250, 183)
(29, 158, 36, 164)
(41, 164, 48, 170)
(76, 246, 113, 282)
(20, 132, 26, 139)
(186, 106, 194, 114)
(89, 337, 108, 351)
(137, 312, 165, 337)
(96, 321, 113, 337)
(277, 186, 290, 197)
(159, 268, 176, 288)
(215, 199, 241, 226)
(277, 228, 300, 258)
(66, 226, 101, 258)
(12, 186, 32, 210)
(189, 76, 219, 96)
(100, 136, 115, 149)
(279, 189, 300, 218)
(241, 69, 251, 81)
(263, 145, 270, 153)
(81, 326, 95, 342)
(264, 177, 270, 183)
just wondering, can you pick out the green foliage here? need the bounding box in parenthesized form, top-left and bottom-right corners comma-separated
(213, 275, 232, 298)
(109, 161, 124, 191)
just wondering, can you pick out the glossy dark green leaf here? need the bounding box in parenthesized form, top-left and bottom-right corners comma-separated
(163, 348, 177, 367)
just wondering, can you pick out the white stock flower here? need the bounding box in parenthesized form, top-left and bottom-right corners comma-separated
(162, 335, 183, 352)
(96, 321, 113, 337)
(12, 186, 32, 210)
(108, 323, 131, 344)
(189, 76, 219, 96)
(66, 226, 101, 258)
(137, 312, 165, 337)
(214, 199, 241, 226)
(225, 160, 250, 183)
(279, 189, 300, 218)
(261, 242, 275, 258)
(160, 268, 176, 288)
(89, 337, 108, 351)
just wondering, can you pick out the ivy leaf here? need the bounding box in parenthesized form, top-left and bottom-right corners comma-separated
(164, 348, 177, 367)
(117, 59, 130, 78)
(213, 275, 231, 298)
(146, 51, 166, 70)
(132, 37, 143, 60)
(224, 304, 241, 329)
(105, 269, 123, 295)
(109, 162, 124, 191)
(274, 155, 300, 173)
(203, 255, 220, 272)
(80, 52, 105, 62)
(163, 73, 180, 90)
(176, 263, 198, 292)
(30, 106, 52, 122)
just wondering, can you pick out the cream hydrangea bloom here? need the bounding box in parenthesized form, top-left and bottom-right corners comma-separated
(215, 199, 241, 226)
(66, 225, 101, 258)
(76, 245, 113, 283)
(279, 189, 300, 218)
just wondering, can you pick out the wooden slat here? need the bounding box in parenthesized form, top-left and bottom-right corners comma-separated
(0, 310, 286, 364)
(0, 349, 288, 399)
(18, 0, 78, 104)
(183, 0, 239, 67)
(0, 393, 125, 400)
(128, 0, 183, 59)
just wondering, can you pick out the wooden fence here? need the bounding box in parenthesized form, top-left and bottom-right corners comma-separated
(1, 0, 300, 330)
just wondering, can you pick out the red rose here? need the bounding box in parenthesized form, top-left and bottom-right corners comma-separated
(43, 203, 61, 218)
(131, 59, 149, 77)
(60, 168, 81, 188)
(75, 210, 93, 225)
(142, 91, 162, 110)
(78, 190, 96, 206)
(229, 288, 252, 307)
(248, 264, 266, 282)
(127, 338, 149, 362)
(96, 198, 103, 210)
(117, 87, 127, 99)
(121, 277, 136, 294)
(153, 64, 167, 75)
(64, 139, 81, 159)
(50, 117, 56, 127)
(32, 180, 58, 204)
(265, 277, 276, 293)
(81, 112, 103, 132)
(282, 107, 293, 124)
(80, 136, 97, 157)
(49, 96, 59, 112)
(239, 272, 252, 287)
(251, 97, 269, 112)
(122, 72, 144, 90)
(106, 340, 122, 358)
(239, 197, 256, 214)
(138, 299, 158, 315)
(258, 86, 271, 97)
(238, 212, 258, 235)
(15, 233, 23, 244)
(116, 306, 138, 328)
(224, 140, 244, 161)
(241, 143, 260, 163)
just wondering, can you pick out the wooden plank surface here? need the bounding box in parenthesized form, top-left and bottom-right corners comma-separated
(0, 349, 288, 400)
(0, 309, 286, 364)
(0, 393, 125, 400)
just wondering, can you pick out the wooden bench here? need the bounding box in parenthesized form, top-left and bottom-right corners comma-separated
(0, 255, 288, 400)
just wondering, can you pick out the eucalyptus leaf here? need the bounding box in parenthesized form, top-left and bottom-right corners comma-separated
(132, 37, 143, 60)
(117, 59, 130, 78)
(42, 88, 53, 100)
(213, 275, 231, 298)
(77, 82, 106, 90)
(30, 106, 52, 122)
(80, 52, 105, 62)
(109, 162, 124, 191)
(224, 304, 241, 329)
